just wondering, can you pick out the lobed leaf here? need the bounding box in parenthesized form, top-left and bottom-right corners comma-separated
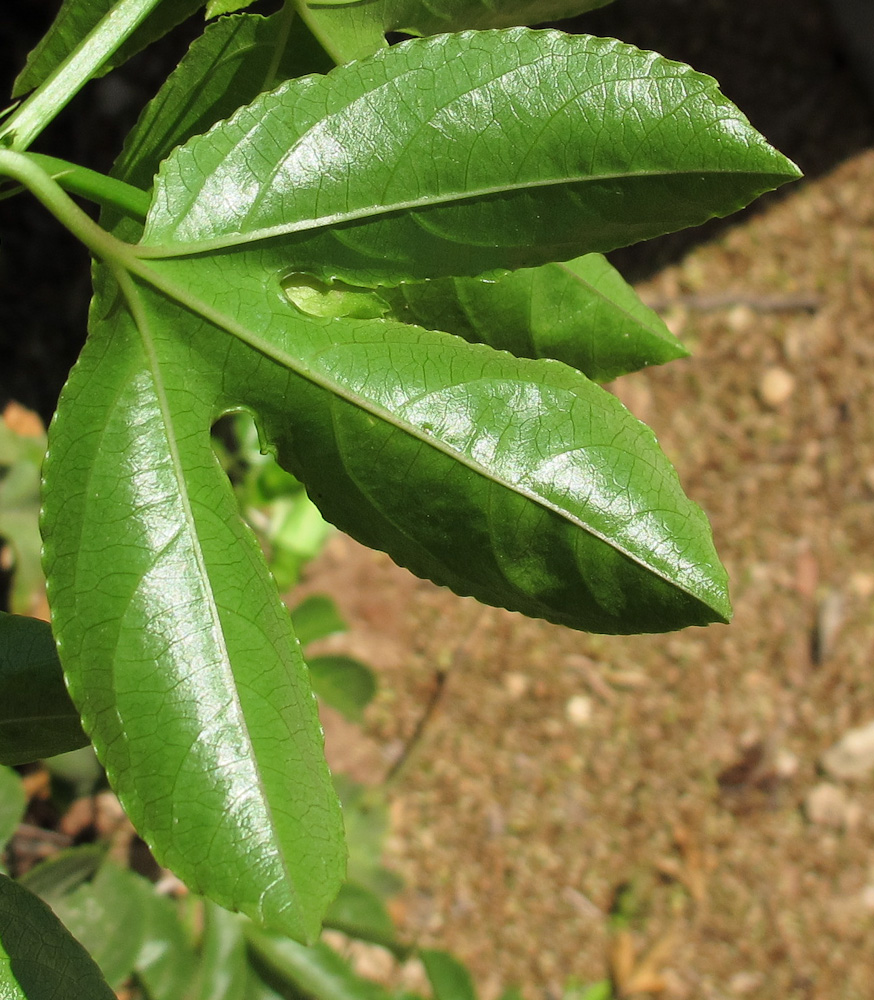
(0, 613, 88, 766)
(295, 0, 616, 63)
(0, 875, 116, 1000)
(134, 257, 731, 632)
(41, 266, 345, 942)
(381, 254, 688, 381)
(142, 29, 801, 287)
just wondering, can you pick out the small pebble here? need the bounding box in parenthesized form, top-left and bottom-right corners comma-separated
(504, 672, 529, 699)
(565, 695, 593, 727)
(758, 366, 796, 407)
(821, 719, 874, 780)
(804, 782, 856, 829)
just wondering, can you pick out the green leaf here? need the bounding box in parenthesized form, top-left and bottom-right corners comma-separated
(206, 0, 254, 15)
(295, 0, 616, 63)
(12, 0, 206, 98)
(0, 613, 88, 766)
(324, 882, 406, 958)
(134, 889, 199, 1000)
(18, 846, 107, 905)
(0, 423, 46, 615)
(381, 254, 688, 382)
(125, 259, 731, 632)
(51, 863, 148, 989)
(308, 657, 376, 722)
(0, 768, 25, 855)
(289, 596, 347, 648)
(143, 29, 800, 287)
(193, 902, 249, 1000)
(42, 268, 345, 941)
(332, 778, 400, 898)
(0, 874, 117, 1000)
(420, 950, 477, 1000)
(246, 929, 393, 1000)
(111, 9, 334, 205)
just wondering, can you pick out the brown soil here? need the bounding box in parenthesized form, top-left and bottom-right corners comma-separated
(296, 25, 874, 997)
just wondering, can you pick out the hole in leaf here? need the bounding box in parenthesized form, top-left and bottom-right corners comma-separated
(282, 273, 389, 320)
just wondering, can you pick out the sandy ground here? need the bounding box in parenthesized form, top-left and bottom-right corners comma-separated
(300, 110, 874, 1000)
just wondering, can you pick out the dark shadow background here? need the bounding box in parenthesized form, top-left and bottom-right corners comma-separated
(1, 0, 873, 422)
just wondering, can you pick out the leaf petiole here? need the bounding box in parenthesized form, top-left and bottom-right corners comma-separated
(24, 154, 150, 221)
(0, 150, 136, 263)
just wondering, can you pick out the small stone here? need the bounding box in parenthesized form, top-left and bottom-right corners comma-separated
(729, 971, 763, 995)
(804, 782, 853, 828)
(504, 672, 529, 699)
(821, 720, 874, 780)
(758, 366, 796, 407)
(565, 695, 593, 727)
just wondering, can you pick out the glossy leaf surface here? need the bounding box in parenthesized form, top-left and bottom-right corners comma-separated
(0, 875, 116, 1000)
(143, 30, 800, 287)
(42, 268, 345, 941)
(295, 0, 615, 62)
(0, 613, 88, 766)
(382, 254, 688, 381)
(132, 257, 730, 631)
(111, 9, 333, 203)
(13, 0, 205, 97)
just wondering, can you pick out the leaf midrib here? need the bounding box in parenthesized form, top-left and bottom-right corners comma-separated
(126, 254, 723, 613)
(113, 264, 301, 923)
(135, 163, 790, 260)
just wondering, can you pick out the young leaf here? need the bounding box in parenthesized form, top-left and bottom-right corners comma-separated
(18, 845, 107, 904)
(141, 29, 801, 287)
(134, 887, 199, 1000)
(42, 267, 345, 942)
(324, 882, 407, 958)
(295, 0, 616, 63)
(308, 657, 377, 722)
(13, 0, 205, 98)
(289, 595, 347, 647)
(420, 949, 477, 1000)
(246, 928, 394, 1000)
(381, 255, 688, 382)
(51, 863, 148, 989)
(0, 875, 117, 1000)
(0, 767, 25, 855)
(0, 421, 46, 616)
(0, 613, 88, 766)
(193, 901, 250, 1000)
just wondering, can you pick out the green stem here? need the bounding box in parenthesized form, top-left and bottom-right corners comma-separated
(0, 150, 133, 263)
(1, 0, 166, 152)
(25, 154, 150, 220)
(261, 1, 297, 92)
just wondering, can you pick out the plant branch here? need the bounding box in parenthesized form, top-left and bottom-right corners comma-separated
(0, 0, 166, 152)
(0, 151, 134, 262)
